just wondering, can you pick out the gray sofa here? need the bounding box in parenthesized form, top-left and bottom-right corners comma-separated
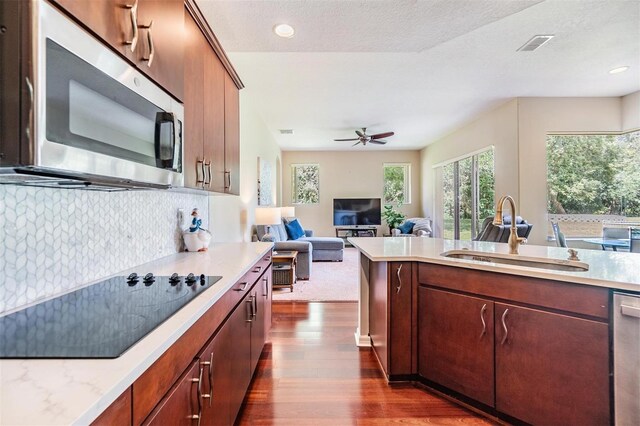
(256, 222, 345, 280)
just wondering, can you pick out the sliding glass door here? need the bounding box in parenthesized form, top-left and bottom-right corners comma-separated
(442, 149, 495, 240)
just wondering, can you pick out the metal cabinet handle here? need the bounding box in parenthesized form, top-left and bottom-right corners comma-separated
(224, 170, 231, 191)
(199, 351, 213, 407)
(139, 20, 154, 66)
(25, 77, 34, 143)
(395, 264, 403, 294)
(480, 304, 487, 338)
(234, 282, 249, 292)
(500, 308, 509, 345)
(252, 292, 258, 319)
(263, 276, 269, 297)
(621, 304, 640, 319)
(188, 366, 203, 425)
(253, 265, 262, 273)
(205, 161, 212, 186)
(196, 159, 205, 184)
(246, 297, 253, 323)
(123, 0, 139, 51)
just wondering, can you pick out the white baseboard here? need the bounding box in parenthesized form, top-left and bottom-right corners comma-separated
(354, 329, 371, 347)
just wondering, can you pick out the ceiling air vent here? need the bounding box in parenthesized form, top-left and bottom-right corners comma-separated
(279, 129, 294, 135)
(517, 35, 554, 52)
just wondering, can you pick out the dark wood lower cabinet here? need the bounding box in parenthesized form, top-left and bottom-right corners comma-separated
(228, 292, 253, 423)
(418, 287, 495, 407)
(494, 303, 610, 425)
(91, 388, 132, 426)
(143, 360, 200, 426)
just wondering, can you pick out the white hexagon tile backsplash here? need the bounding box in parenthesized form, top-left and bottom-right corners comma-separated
(0, 185, 208, 314)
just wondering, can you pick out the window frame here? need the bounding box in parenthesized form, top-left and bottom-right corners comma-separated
(291, 163, 320, 205)
(383, 162, 411, 205)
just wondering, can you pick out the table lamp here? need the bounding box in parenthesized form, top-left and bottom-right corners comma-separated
(281, 206, 296, 219)
(255, 207, 282, 242)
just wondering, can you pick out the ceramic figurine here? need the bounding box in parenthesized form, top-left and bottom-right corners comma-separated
(183, 208, 212, 252)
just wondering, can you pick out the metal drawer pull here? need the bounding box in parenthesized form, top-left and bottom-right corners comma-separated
(480, 304, 487, 338)
(263, 276, 269, 297)
(253, 265, 262, 273)
(139, 20, 154, 66)
(500, 308, 509, 345)
(234, 282, 249, 292)
(621, 304, 640, 319)
(189, 366, 203, 426)
(123, 0, 138, 51)
(395, 264, 403, 294)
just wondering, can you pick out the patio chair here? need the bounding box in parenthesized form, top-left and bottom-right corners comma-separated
(551, 221, 567, 248)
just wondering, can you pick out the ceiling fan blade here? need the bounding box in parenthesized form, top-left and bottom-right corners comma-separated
(334, 138, 359, 141)
(371, 131, 394, 139)
(355, 130, 365, 137)
(352, 141, 362, 147)
(369, 139, 387, 144)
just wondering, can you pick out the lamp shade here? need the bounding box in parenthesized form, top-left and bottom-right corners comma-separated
(255, 207, 282, 226)
(281, 206, 295, 218)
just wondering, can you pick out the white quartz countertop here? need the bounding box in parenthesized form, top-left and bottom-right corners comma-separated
(348, 237, 640, 292)
(0, 242, 273, 426)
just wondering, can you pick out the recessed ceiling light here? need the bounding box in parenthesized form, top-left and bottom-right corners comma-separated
(274, 24, 295, 38)
(609, 66, 630, 74)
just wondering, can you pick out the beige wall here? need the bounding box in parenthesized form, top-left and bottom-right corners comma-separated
(622, 91, 640, 131)
(420, 99, 519, 238)
(209, 90, 282, 242)
(517, 97, 622, 244)
(282, 150, 422, 237)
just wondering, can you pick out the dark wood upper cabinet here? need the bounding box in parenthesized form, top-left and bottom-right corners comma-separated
(494, 303, 610, 426)
(51, 0, 184, 100)
(418, 287, 495, 407)
(223, 73, 240, 195)
(203, 47, 226, 193)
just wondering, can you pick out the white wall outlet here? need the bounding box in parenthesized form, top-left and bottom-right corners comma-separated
(177, 208, 185, 228)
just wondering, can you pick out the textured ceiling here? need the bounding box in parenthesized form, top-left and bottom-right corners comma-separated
(197, 0, 640, 151)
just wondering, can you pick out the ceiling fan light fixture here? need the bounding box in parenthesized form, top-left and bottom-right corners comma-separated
(274, 24, 295, 38)
(609, 66, 629, 74)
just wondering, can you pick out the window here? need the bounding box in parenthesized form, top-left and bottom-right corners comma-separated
(383, 163, 411, 204)
(546, 131, 640, 237)
(291, 164, 320, 204)
(441, 149, 495, 240)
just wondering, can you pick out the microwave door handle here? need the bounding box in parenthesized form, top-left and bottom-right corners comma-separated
(155, 112, 176, 169)
(173, 118, 182, 171)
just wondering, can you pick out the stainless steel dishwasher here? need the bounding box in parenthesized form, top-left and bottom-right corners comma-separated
(614, 292, 640, 425)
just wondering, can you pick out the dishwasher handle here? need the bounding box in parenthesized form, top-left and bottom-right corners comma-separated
(621, 304, 640, 319)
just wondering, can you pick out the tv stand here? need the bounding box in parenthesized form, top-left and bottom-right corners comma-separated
(335, 227, 377, 245)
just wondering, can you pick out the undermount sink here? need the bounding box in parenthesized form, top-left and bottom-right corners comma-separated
(441, 250, 590, 272)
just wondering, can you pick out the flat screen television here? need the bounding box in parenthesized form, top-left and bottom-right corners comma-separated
(333, 198, 381, 226)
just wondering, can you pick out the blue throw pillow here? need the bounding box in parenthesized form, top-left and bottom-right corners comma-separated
(398, 220, 415, 234)
(284, 218, 305, 240)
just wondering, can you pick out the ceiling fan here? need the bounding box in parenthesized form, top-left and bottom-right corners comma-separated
(334, 128, 395, 146)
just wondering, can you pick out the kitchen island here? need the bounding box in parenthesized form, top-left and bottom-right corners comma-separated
(0, 242, 273, 426)
(349, 236, 640, 425)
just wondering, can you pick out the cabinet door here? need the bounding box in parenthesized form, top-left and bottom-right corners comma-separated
(223, 73, 240, 195)
(388, 262, 412, 376)
(261, 266, 273, 336)
(183, 11, 205, 189)
(143, 360, 200, 426)
(418, 287, 495, 407)
(199, 322, 232, 426)
(135, 0, 184, 100)
(51, 0, 135, 62)
(203, 47, 226, 193)
(495, 303, 610, 425)
(228, 293, 253, 423)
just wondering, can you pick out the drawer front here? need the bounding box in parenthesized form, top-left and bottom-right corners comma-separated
(418, 263, 609, 320)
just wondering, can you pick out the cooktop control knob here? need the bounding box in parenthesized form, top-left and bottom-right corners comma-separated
(169, 273, 181, 285)
(143, 273, 155, 285)
(200, 274, 206, 286)
(127, 272, 139, 284)
(185, 273, 197, 285)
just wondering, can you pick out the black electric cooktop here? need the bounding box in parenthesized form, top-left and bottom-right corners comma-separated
(0, 273, 222, 359)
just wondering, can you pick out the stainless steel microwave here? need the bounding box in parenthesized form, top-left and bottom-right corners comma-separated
(0, 1, 183, 190)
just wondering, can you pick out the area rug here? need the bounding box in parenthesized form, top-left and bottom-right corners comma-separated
(272, 247, 359, 302)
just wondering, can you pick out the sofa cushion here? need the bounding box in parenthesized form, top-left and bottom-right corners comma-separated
(301, 237, 345, 251)
(284, 218, 305, 240)
(406, 217, 432, 236)
(398, 221, 415, 234)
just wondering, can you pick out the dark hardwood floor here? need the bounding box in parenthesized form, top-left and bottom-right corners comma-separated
(237, 301, 492, 425)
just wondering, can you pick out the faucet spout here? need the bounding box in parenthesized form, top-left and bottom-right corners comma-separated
(494, 195, 525, 255)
